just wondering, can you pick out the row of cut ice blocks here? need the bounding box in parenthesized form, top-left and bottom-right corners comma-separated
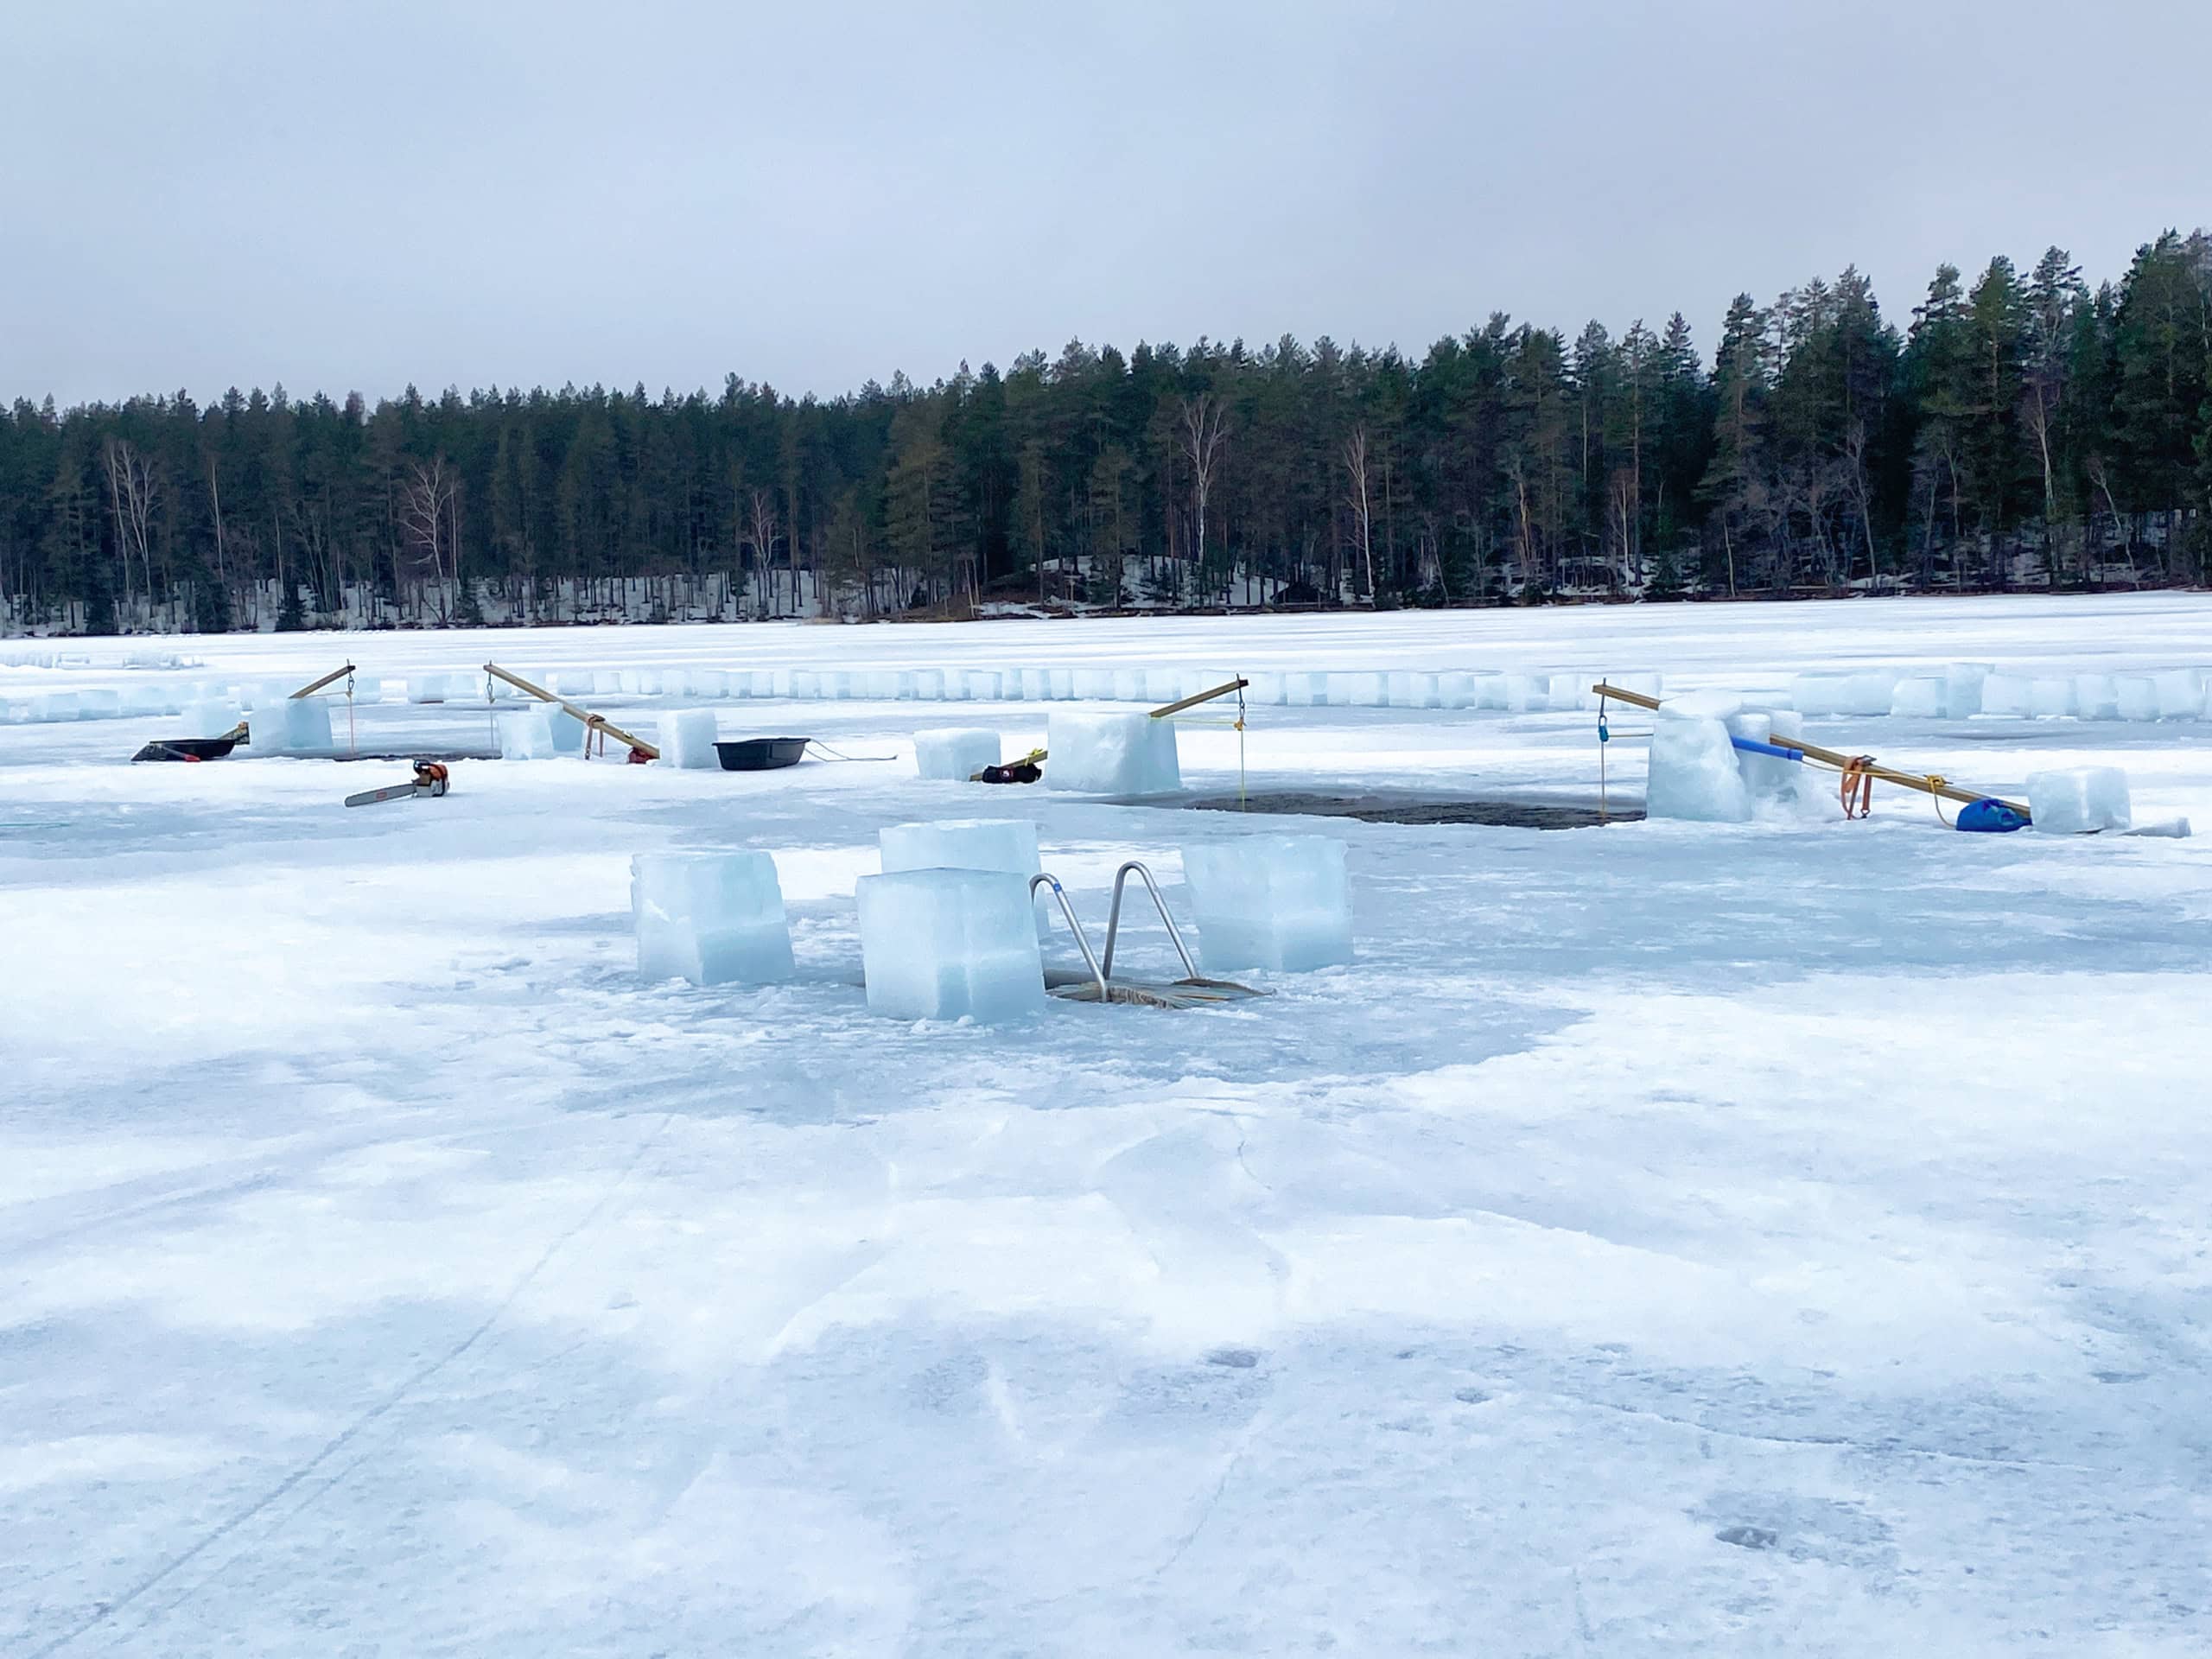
(28, 655, 2212, 728)
(522, 665, 1662, 709)
(2, 665, 1632, 723)
(1796, 664, 2212, 721)
(208, 665, 1658, 712)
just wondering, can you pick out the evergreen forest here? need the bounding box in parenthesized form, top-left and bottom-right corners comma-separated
(3, 231, 2209, 633)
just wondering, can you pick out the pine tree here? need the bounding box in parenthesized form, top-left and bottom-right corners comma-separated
(2021, 247, 2088, 581)
(1700, 295, 1769, 594)
(1905, 264, 1974, 583)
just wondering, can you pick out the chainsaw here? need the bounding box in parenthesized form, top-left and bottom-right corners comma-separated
(345, 760, 451, 808)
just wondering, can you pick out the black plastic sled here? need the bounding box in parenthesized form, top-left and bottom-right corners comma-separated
(131, 736, 239, 763)
(715, 737, 810, 772)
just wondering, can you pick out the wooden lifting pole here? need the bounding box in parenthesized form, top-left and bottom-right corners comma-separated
(1591, 682, 2031, 821)
(482, 661, 661, 760)
(1150, 677, 1249, 719)
(289, 663, 356, 699)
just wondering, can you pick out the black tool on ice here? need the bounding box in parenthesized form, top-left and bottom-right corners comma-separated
(131, 734, 243, 763)
(713, 736, 811, 772)
(344, 760, 451, 808)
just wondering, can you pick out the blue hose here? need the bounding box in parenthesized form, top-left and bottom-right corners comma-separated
(1728, 735, 1804, 762)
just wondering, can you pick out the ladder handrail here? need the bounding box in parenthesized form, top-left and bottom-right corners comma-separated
(1030, 873, 1109, 1002)
(1100, 860, 1198, 982)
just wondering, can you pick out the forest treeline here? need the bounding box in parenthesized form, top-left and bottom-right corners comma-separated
(3, 229, 2209, 634)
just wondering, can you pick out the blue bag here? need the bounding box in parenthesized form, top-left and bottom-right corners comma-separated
(1956, 798, 2027, 834)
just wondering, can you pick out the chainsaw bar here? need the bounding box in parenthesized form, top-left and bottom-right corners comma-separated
(344, 760, 451, 809)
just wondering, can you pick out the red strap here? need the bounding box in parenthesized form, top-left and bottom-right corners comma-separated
(1840, 758, 1875, 819)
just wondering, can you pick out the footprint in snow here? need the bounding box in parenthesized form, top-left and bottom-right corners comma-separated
(1716, 1525, 1779, 1550)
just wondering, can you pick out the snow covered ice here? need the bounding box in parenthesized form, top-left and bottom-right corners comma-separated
(1045, 709, 1181, 794)
(856, 868, 1046, 1020)
(912, 727, 999, 781)
(2028, 766, 2132, 834)
(1179, 833, 1354, 972)
(8, 594, 2212, 1656)
(630, 850, 795, 985)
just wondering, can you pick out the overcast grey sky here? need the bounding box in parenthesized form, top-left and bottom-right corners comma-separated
(4, 0, 2206, 408)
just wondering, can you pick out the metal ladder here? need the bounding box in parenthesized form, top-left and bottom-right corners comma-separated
(1029, 862, 1266, 1008)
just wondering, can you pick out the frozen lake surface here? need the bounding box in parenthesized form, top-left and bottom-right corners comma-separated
(5, 597, 2210, 1656)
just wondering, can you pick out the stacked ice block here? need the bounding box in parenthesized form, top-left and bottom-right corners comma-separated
(878, 818, 1051, 937)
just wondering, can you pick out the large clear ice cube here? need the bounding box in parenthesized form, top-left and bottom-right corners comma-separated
(856, 868, 1046, 1020)
(631, 851, 795, 986)
(1179, 835, 1353, 973)
(1046, 710, 1180, 794)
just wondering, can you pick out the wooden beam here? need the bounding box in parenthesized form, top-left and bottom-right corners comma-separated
(1591, 682, 2030, 819)
(289, 663, 356, 698)
(483, 661, 662, 760)
(1150, 677, 1249, 719)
